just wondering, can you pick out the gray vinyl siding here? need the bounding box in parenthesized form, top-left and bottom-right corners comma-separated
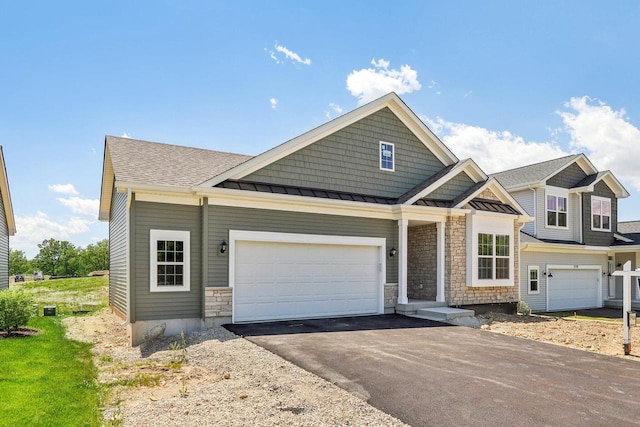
(511, 189, 535, 235)
(546, 163, 588, 188)
(0, 187, 8, 290)
(109, 190, 128, 315)
(583, 181, 617, 246)
(244, 108, 446, 198)
(426, 172, 475, 200)
(133, 201, 202, 321)
(613, 253, 635, 299)
(536, 190, 580, 242)
(571, 194, 582, 243)
(520, 250, 607, 312)
(207, 205, 398, 286)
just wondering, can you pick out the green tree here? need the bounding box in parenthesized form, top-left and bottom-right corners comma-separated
(34, 239, 79, 276)
(9, 250, 31, 275)
(78, 239, 109, 275)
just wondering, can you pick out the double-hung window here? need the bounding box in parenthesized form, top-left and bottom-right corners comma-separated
(477, 233, 510, 280)
(379, 141, 394, 171)
(591, 196, 611, 231)
(150, 229, 190, 292)
(528, 266, 540, 294)
(546, 194, 568, 228)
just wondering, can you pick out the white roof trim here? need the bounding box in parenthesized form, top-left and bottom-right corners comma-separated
(99, 141, 115, 221)
(0, 147, 15, 236)
(540, 153, 598, 184)
(453, 178, 531, 222)
(614, 233, 634, 243)
(404, 159, 486, 205)
(199, 92, 459, 187)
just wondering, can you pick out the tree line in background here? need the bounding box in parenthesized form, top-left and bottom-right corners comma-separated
(10, 239, 109, 277)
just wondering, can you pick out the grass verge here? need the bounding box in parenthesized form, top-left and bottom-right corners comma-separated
(12, 276, 108, 315)
(0, 316, 102, 427)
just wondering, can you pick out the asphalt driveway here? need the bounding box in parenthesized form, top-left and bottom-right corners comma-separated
(226, 314, 640, 427)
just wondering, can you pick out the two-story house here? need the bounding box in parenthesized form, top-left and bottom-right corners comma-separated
(492, 154, 640, 312)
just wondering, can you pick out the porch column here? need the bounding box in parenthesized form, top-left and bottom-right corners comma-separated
(397, 218, 409, 304)
(436, 221, 445, 302)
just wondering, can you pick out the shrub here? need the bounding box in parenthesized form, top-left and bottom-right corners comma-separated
(517, 300, 532, 316)
(0, 290, 34, 335)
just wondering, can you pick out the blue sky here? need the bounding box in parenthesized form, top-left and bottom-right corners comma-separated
(2, 1, 640, 257)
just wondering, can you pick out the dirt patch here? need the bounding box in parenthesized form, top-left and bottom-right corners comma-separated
(0, 327, 41, 339)
(479, 312, 640, 357)
(64, 311, 408, 426)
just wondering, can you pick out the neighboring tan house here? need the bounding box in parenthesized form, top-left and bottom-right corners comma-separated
(492, 154, 640, 312)
(99, 92, 530, 344)
(0, 146, 16, 289)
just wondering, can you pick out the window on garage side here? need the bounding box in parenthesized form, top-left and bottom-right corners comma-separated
(379, 141, 395, 171)
(478, 233, 510, 280)
(150, 229, 190, 292)
(528, 266, 540, 294)
(546, 194, 567, 228)
(591, 196, 611, 231)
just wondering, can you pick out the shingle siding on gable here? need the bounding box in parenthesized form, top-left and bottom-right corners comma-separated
(425, 172, 475, 200)
(109, 190, 128, 316)
(0, 187, 8, 290)
(244, 108, 446, 198)
(583, 181, 617, 246)
(546, 163, 588, 188)
(207, 205, 398, 287)
(133, 201, 202, 321)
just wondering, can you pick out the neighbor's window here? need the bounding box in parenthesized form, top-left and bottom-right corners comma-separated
(546, 194, 568, 228)
(380, 141, 395, 171)
(591, 196, 611, 231)
(478, 233, 510, 280)
(150, 229, 190, 292)
(528, 266, 539, 294)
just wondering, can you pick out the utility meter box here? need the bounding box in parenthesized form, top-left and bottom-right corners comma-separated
(43, 306, 57, 316)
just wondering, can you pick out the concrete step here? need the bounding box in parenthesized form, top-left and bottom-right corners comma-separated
(395, 301, 447, 315)
(414, 307, 475, 321)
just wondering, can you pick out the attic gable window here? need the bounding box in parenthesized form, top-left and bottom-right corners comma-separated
(380, 141, 395, 171)
(592, 196, 611, 231)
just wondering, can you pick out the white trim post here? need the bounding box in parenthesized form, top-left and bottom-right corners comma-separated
(398, 219, 409, 305)
(612, 260, 639, 355)
(436, 221, 445, 302)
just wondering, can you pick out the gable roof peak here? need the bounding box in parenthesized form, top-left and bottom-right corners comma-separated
(490, 153, 586, 189)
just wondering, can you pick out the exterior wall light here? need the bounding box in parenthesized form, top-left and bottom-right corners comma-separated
(543, 271, 553, 278)
(389, 248, 397, 257)
(220, 240, 227, 254)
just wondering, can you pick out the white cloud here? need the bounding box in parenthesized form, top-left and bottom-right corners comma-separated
(121, 132, 131, 138)
(270, 43, 311, 66)
(270, 98, 278, 109)
(424, 116, 569, 174)
(558, 96, 640, 191)
(48, 184, 79, 196)
(57, 197, 99, 216)
(346, 58, 422, 105)
(11, 212, 93, 256)
(325, 102, 343, 119)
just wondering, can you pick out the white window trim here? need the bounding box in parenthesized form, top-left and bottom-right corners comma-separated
(379, 141, 395, 172)
(466, 214, 514, 287)
(527, 265, 540, 295)
(545, 187, 569, 230)
(150, 229, 191, 292)
(591, 196, 612, 232)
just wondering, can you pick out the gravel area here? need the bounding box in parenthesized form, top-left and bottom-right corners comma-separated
(64, 311, 408, 426)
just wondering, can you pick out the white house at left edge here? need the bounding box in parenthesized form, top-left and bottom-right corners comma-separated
(99, 93, 532, 345)
(0, 146, 16, 289)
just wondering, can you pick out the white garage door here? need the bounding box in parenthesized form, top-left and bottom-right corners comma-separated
(232, 234, 383, 323)
(548, 268, 601, 311)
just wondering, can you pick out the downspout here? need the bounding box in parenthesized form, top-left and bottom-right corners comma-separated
(201, 197, 208, 321)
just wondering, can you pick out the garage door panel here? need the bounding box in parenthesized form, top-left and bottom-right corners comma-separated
(548, 269, 601, 311)
(234, 240, 381, 322)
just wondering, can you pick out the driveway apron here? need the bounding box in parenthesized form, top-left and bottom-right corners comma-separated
(226, 314, 640, 427)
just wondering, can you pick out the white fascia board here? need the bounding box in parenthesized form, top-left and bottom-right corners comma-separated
(608, 245, 640, 252)
(601, 172, 630, 198)
(521, 241, 610, 254)
(501, 182, 543, 192)
(115, 181, 194, 195)
(614, 233, 634, 243)
(395, 204, 469, 220)
(404, 159, 485, 206)
(0, 147, 15, 235)
(540, 154, 597, 184)
(99, 142, 115, 222)
(200, 93, 458, 187)
(453, 178, 528, 217)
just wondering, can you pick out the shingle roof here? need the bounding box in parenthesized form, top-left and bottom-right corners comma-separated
(106, 136, 252, 188)
(396, 163, 458, 204)
(468, 199, 520, 215)
(618, 221, 640, 234)
(490, 154, 581, 188)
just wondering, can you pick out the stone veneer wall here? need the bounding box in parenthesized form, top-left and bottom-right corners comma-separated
(384, 283, 398, 312)
(446, 217, 520, 306)
(476, 188, 500, 201)
(204, 287, 232, 318)
(408, 224, 437, 300)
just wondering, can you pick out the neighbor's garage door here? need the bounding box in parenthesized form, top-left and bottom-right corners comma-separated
(233, 236, 382, 323)
(548, 268, 601, 311)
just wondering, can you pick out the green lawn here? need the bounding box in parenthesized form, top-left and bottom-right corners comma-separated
(0, 316, 102, 426)
(13, 276, 108, 315)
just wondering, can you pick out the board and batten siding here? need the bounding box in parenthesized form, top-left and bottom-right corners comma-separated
(426, 172, 476, 200)
(0, 187, 8, 290)
(133, 201, 202, 321)
(520, 250, 607, 312)
(207, 205, 398, 287)
(582, 181, 617, 247)
(244, 107, 446, 199)
(510, 189, 535, 235)
(109, 190, 128, 316)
